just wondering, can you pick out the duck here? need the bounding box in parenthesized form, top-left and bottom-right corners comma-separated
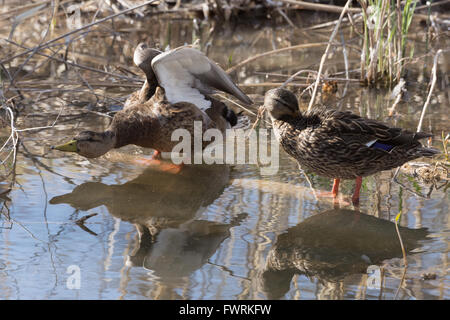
(52, 43, 253, 167)
(263, 87, 440, 204)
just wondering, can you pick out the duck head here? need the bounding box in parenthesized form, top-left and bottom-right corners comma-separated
(133, 43, 161, 82)
(264, 88, 299, 121)
(133, 43, 162, 102)
(52, 130, 116, 158)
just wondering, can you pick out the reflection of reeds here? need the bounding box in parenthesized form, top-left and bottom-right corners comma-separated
(358, 0, 417, 85)
(417, 49, 443, 133)
(394, 210, 407, 299)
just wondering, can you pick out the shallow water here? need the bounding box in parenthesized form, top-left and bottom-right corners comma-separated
(0, 8, 449, 299)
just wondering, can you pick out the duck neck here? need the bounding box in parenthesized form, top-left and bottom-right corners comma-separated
(138, 78, 158, 103)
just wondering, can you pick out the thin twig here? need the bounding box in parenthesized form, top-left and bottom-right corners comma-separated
(307, 0, 352, 111)
(4, 39, 140, 83)
(417, 49, 443, 133)
(415, 0, 450, 11)
(226, 42, 328, 74)
(394, 211, 408, 300)
(388, 78, 406, 116)
(9, 0, 57, 86)
(0, 0, 53, 18)
(0, 0, 158, 65)
(278, 0, 360, 14)
(298, 166, 319, 201)
(305, 13, 363, 32)
(237, 82, 309, 88)
(340, 31, 349, 81)
(0, 106, 19, 172)
(339, 30, 350, 105)
(276, 8, 296, 29)
(254, 71, 360, 82)
(216, 94, 257, 117)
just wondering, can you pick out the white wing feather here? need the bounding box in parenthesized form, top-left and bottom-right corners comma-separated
(151, 47, 252, 111)
(151, 47, 213, 111)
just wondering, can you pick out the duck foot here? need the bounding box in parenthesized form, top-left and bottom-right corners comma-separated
(337, 196, 360, 210)
(331, 198, 357, 209)
(134, 158, 184, 174)
(151, 150, 161, 160)
(316, 177, 362, 207)
(316, 178, 340, 199)
(316, 191, 341, 206)
(332, 197, 352, 207)
(316, 191, 338, 198)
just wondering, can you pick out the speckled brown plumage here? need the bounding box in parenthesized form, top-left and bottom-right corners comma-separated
(272, 106, 438, 179)
(112, 87, 218, 153)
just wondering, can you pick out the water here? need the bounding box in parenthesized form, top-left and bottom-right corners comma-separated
(0, 8, 448, 299)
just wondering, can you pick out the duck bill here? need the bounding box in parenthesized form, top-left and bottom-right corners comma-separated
(52, 140, 78, 153)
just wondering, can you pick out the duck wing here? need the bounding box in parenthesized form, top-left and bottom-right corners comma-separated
(151, 46, 252, 111)
(316, 108, 432, 150)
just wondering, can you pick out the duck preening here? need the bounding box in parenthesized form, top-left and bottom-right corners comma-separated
(263, 87, 440, 204)
(129, 43, 252, 110)
(52, 44, 253, 166)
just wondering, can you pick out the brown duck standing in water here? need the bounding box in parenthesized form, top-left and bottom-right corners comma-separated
(52, 44, 252, 170)
(263, 87, 439, 204)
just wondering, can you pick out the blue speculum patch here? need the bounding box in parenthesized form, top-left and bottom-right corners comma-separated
(371, 141, 394, 152)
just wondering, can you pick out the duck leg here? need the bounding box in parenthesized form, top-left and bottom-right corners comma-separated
(331, 178, 340, 197)
(317, 178, 340, 200)
(352, 176, 363, 204)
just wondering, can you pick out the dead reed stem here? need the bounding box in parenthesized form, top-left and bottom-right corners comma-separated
(254, 71, 360, 82)
(238, 82, 309, 88)
(3, 39, 140, 82)
(303, 14, 361, 31)
(417, 49, 443, 133)
(0, 105, 19, 177)
(340, 31, 349, 81)
(416, 0, 450, 10)
(278, 0, 360, 14)
(226, 42, 328, 74)
(282, 70, 316, 88)
(307, 0, 352, 111)
(396, 0, 402, 81)
(394, 211, 408, 299)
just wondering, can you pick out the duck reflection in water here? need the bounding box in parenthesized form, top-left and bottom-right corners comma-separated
(261, 209, 428, 299)
(50, 164, 246, 280)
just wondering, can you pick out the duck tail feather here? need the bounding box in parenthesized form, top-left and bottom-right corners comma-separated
(413, 132, 433, 141)
(417, 147, 441, 157)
